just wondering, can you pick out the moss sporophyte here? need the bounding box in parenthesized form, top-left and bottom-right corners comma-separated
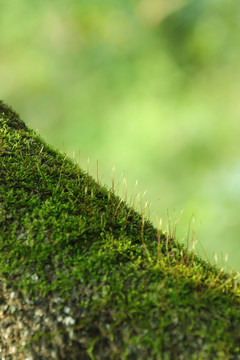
(0, 101, 239, 359)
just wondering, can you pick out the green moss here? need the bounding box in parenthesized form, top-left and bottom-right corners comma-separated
(0, 102, 240, 359)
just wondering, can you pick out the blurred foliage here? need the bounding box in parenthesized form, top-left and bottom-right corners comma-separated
(160, 0, 240, 70)
(0, 0, 240, 271)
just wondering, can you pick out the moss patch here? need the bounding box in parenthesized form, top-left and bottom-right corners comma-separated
(0, 101, 240, 359)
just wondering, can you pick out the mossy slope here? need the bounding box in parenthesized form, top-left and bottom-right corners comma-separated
(0, 101, 239, 360)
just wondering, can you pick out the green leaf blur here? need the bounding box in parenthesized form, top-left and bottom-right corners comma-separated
(1, 0, 240, 271)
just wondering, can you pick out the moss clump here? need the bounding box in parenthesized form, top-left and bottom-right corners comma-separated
(0, 101, 240, 359)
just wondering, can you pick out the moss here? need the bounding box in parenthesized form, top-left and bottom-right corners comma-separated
(0, 101, 27, 130)
(0, 101, 240, 359)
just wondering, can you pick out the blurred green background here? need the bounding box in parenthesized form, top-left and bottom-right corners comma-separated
(1, 0, 240, 272)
